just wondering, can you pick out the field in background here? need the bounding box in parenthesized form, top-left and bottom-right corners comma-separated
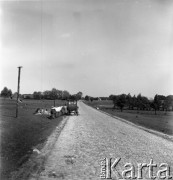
(85, 100, 173, 135)
(0, 98, 66, 179)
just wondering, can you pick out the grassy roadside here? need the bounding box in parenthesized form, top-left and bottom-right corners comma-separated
(84, 100, 173, 136)
(0, 98, 66, 179)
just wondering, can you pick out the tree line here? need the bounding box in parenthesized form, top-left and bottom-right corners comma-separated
(32, 88, 82, 100)
(1, 86, 173, 114)
(0, 87, 83, 101)
(85, 93, 173, 114)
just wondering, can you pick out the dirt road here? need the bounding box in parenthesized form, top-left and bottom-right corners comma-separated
(29, 101, 173, 180)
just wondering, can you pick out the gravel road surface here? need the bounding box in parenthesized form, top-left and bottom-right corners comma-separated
(30, 101, 173, 180)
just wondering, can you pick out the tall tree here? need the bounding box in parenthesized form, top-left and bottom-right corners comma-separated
(141, 96, 150, 110)
(43, 90, 51, 99)
(50, 88, 58, 100)
(50, 88, 59, 106)
(131, 95, 137, 110)
(109, 94, 115, 100)
(116, 94, 126, 112)
(1, 87, 12, 98)
(164, 95, 173, 112)
(70, 94, 77, 100)
(150, 94, 161, 115)
(85, 95, 90, 101)
(62, 90, 70, 100)
(33, 91, 42, 99)
(76, 92, 83, 100)
(126, 93, 132, 110)
(136, 93, 142, 111)
(112, 95, 118, 109)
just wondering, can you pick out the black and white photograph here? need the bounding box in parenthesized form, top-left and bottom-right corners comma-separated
(0, 0, 173, 179)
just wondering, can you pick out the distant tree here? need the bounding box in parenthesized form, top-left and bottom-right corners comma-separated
(131, 95, 137, 110)
(70, 94, 77, 100)
(112, 95, 118, 109)
(116, 94, 126, 112)
(43, 90, 51, 99)
(76, 92, 83, 100)
(33, 91, 42, 99)
(50, 88, 58, 100)
(126, 93, 132, 110)
(25, 95, 31, 99)
(85, 95, 90, 101)
(50, 88, 62, 106)
(157, 95, 166, 111)
(141, 96, 150, 110)
(136, 93, 142, 111)
(62, 90, 70, 100)
(150, 94, 161, 115)
(54, 90, 62, 99)
(8, 89, 12, 98)
(100, 97, 108, 100)
(42, 89, 69, 100)
(1, 87, 12, 98)
(136, 93, 150, 111)
(164, 95, 173, 112)
(109, 94, 115, 100)
(157, 95, 166, 101)
(90, 97, 94, 102)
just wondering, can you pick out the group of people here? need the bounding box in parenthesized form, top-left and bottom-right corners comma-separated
(34, 108, 51, 116)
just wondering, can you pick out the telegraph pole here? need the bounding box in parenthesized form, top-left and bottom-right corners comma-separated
(16, 66, 22, 118)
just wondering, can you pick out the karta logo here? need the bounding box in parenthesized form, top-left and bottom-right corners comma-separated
(100, 158, 172, 179)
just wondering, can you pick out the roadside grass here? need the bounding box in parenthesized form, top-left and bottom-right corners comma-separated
(0, 98, 66, 179)
(85, 100, 173, 135)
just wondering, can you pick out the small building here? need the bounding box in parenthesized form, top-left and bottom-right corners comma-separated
(22, 94, 34, 99)
(12, 92, 22, 99)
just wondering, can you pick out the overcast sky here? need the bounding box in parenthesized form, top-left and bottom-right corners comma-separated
(0, 0, 173, 97)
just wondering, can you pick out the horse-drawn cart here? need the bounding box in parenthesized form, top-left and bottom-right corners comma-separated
(50, 106, 66, 119)
(67, 100, 79, 115)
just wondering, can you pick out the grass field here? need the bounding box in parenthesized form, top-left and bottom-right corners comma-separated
(85, 100, 173, 135)
(0, 98, 66, 179)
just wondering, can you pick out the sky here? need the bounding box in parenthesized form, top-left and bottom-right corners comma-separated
(0, 0, 173, 98)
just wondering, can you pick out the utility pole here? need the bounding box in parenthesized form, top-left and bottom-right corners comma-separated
(16, 66, 22, 118)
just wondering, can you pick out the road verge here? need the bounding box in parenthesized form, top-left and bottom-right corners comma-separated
(10, 116, 69, 180)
